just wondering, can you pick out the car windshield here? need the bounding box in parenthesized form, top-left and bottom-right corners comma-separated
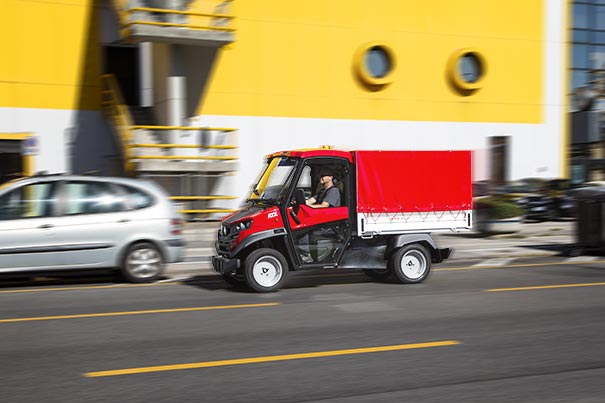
(248, 157, 298, 203)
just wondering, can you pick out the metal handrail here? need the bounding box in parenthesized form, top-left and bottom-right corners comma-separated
(101, 74, 136, 174)
(131, 125, 236, 132)
(119, 1, 236, 33)
(135, 155, 237, 160)
(124, 20, 236, 32)
(128, 7, 234, 19)
(130, 125, 239, 159)
(180, 209, 237, 214)
(132, 144, 237, 150)
(110, 0, 130, 29)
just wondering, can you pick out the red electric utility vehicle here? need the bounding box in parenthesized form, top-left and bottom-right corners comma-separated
(213, 148, 472, 292)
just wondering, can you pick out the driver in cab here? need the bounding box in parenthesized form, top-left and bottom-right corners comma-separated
(306, 168, 340, 208)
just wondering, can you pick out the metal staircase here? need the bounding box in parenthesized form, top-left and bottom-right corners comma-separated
(102, 1, 238, 219)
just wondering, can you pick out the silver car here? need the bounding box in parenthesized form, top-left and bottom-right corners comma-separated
(0, 174, 185, 282)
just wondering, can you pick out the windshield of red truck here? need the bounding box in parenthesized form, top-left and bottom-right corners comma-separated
(248, 157, 298, 203)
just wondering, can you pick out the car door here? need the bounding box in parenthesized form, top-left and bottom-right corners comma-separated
(287, 160, 351, 266)
(51, 180, 131, 268)
(0, 181, 59, 271)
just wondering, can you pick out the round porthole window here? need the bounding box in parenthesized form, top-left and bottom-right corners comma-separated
(447, 48, 487, 93)
(458, 53, 481, 83)
(354, 42, 396, 89)
(366, 47, 391, 78)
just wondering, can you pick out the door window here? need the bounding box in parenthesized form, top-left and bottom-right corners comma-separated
(296, 162, 347, 207)
(63, 181, 126, 215)
(0, 182, 56, 220)
(118, 185, 155, 210)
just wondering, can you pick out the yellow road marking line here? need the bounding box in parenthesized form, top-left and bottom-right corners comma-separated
(0, 282, 180, 294)
(486, 282, 605, 292)
(436, 260, 605, 271)
(0, 303, 280, 323)
(84, 340, 461, 377)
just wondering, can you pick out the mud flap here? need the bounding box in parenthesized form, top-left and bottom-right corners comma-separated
(432, 248, 452, 263)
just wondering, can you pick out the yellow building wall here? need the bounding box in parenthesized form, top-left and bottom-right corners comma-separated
(0, 0, 101, 110)
(201, 0, 545, 123)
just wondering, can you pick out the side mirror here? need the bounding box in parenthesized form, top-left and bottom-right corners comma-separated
(291, 188, 306, 214)
(294, 188, 306, 205)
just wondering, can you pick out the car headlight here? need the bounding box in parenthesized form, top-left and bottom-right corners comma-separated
(234, 220, 253, 234)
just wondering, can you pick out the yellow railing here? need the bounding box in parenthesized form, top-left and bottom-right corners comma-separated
(112, 0, 236, 38)
(170, 196, 238, 215)
(101, 74, 136, 175)
(130, 126, 238, 161)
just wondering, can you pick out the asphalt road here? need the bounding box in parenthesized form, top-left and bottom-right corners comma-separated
(1, 258, 605, 403)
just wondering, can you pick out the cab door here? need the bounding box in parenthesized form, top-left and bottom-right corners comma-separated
(286, 159, 351, 266)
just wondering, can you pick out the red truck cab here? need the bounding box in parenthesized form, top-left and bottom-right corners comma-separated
(213, 148, 472, 292)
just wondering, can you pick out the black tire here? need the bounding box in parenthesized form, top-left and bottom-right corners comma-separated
(244, 248, 289, 292)
(391, 243, 431, 284)
(121, 242, 164, 283)
(362, 268, 392, 280)
(222, 273, 247, 288)
(565, 246, 583, 258)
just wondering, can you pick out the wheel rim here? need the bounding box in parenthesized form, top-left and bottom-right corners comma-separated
(126, 248, 162, 279)
(252, 256, 283, 288)
(400, 249, 427, 279)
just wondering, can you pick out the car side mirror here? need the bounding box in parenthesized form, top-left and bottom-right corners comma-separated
(291, 188, 306, 214)
(294, 188, 306, 205)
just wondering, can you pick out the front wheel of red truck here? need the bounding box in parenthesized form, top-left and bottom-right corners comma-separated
(392, 244, 431, 284)
(244, 248, 289, 292)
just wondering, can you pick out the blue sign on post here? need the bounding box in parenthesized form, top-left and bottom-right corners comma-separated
(22, 136, 38, 156)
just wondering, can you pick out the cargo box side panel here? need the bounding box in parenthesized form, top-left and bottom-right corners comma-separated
(355, 151, 473, 235)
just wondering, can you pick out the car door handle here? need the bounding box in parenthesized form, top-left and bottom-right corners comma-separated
(38, 224, 53, 229)
(117, 218, 131, 223)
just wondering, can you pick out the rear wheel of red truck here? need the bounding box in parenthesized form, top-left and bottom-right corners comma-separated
(244, 248, 289, 292)
(392, 244, 431, 284)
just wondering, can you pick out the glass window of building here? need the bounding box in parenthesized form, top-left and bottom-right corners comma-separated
(365, 47, 391, 79)
(596, 6, 605, 29)
(458, 53, 482, 83)
(570, 1, 605, 98)
(573, 3, 589, 28)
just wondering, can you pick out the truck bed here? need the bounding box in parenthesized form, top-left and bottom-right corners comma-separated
(355, 150, 473, 235)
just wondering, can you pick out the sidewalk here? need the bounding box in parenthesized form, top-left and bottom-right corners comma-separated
(433, 220, 574, 261)
(166, 220, 576, 277)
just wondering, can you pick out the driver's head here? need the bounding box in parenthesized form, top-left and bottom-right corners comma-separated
(318, 167, 335, 184)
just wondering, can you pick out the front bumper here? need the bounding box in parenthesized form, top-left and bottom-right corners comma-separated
(212, 255, 241, 274)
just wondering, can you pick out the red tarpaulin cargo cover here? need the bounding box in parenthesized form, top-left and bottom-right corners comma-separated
(355, 150, 472, 213)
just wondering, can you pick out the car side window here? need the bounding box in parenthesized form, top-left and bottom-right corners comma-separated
(0, 182, 57, 220)
(63, 181, 126, 215)
(120, 185, 154, 210)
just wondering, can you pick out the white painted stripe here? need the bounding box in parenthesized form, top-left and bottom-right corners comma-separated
(157, 276, 194, 283)
(472, 258, 515, 267)
(565, 256, 598, 263)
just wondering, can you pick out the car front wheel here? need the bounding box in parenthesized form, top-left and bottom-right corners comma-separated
(244, 248, 288, 292)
